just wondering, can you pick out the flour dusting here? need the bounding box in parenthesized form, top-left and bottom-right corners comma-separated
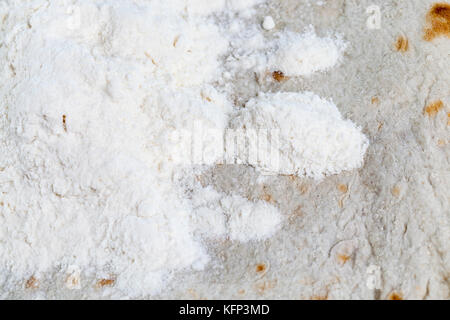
(0, 0, 368, 297)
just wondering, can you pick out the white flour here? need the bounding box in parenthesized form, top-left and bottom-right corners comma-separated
(0, 0, 367, 297)
(230, 92, 369, 179)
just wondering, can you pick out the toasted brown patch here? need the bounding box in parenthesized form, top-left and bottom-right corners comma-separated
(272, 70, 286, 82)
(262, 193, 274, 203)
(256, 264, 266, 273)
(62, 115, 67, 132)
(424, 3, 450, 41)
(447, 112, 450, 125)
(337, 184, 348, 193)
(388, 292, 403, 300)
(25, 276, 39, 289)
(238, 289, 245, 295)
(292, 205, 303, 217)
(297, 184, 308, 194)
(144, 52, 157, 65)
(96, 278, 115, 288)
(395, 35, 409, 52)
(261, 186, 276, 204)
(310, 294, 328, 300)
(337, 254, 351, 265)
(424, 100, 444, 117)
(392, 186, 401, 197)
(371, 96, 380, 105)
(173, 36, 180, 47)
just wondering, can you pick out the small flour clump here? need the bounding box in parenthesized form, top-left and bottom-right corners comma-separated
(230, 92, 369, 179)
(222, 24, 345, 82)
(267, 29, 347, 76)
(0, 0, 367, 298)
(190, 186, 282, 241)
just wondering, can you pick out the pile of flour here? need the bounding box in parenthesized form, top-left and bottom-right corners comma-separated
(0, 0, 368, 297)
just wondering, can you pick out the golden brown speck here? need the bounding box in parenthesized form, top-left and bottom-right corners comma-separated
(395, 35, 409, 52)
(25, 276, 39, 289)
(272, 70, 286, 82)
(261, 186, 276, 204)
(144, 52, 157, 65)
(388, 292, 403, 300)
(424, 3, 450, 41)
(337, 254, 351, 265)
(256, 264, 266, 273)
(392, 186, 401, 197)
(424, 100, 444, 117)
(371, 96, 380, 105)
(62, 115, 67, 132)
(173, 36, 180, 47)
(297, 183, 308, 194)
(96, 278, 115, 288)
(337, 184, 348, 193)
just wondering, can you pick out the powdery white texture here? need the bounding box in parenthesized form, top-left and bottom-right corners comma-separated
(222, 194, 282, 241)
(0, 0, 281, 297)
(0, 0, 366, 297)
(190, 186, 283, 241)
(262, 16, 276, 30)
(268, 29, 347, 76)
(230, 92, 369, 180)
(0, 0, 229, 297)
(223, 25, 345, 81)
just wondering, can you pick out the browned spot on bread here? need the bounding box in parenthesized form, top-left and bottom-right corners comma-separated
(256, 264, 266, 273)
(447, 112, 450, 125)
(371, 96, 380, 105)
(395, 35, 409, 52)
(144, 52, 157, 65)
(424, 100, 444, 117)
(337, 254, 351, 265)
(261, 186, 276, 204)
(25, 276, 39, 289)
(292, 205, 303, 217)
(272, 70, 286, 82)
(173, 36, 180, 47)
(424, 3, 450, 41)
(262, 193, 274, 203)
(392, 186, 401, 197)
(96, 278, 115, 288)
(62, 115, 67, 132)
(388, 292, 403, 300)
(337, 184, 348, 193)
(310, 294, 328, 300)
